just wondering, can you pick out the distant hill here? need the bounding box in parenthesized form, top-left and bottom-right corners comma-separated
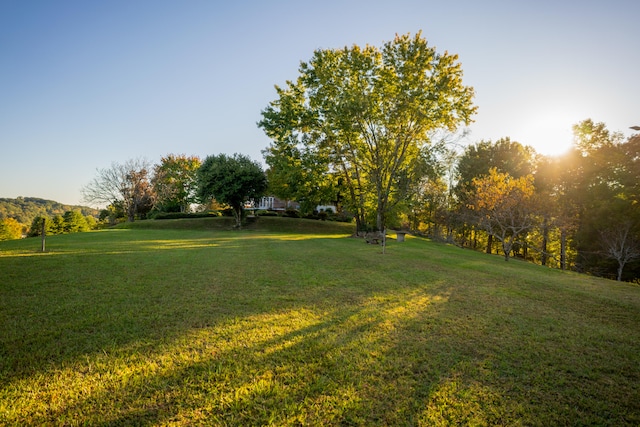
(0, 197, 99, 226)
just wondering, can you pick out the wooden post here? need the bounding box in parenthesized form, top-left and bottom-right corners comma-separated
(41, 218, 46, 252)
(382, 228, 386, 254)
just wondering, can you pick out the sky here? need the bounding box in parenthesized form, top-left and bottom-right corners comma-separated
(1, 0, 639, 207)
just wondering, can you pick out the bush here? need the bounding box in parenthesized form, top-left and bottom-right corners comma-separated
(153, 212, 219, 220)
(283, 209, 300, 218)
(220, 208, 235, 217)
(256, 210, 278, 217)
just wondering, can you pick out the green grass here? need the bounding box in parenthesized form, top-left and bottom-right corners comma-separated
(1, 216, 639, 425)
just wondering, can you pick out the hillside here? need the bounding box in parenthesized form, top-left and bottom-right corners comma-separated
(1, 218, 639, 425)
(115, 215, 356, 234)
(0, 197, 99, 225)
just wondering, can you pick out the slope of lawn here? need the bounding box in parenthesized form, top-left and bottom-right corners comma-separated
(1, 216, 639, 425)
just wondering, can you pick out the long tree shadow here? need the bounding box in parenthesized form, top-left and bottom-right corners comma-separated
(15, 285, 453, 425)
(3, 230, 640, 425)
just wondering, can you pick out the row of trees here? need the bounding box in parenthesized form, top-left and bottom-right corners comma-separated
(260, 114, 640, 280)
(258, 33, 639, 281)
(82, 153, 266, 228)
(452, 128, 640, 282)
(78, 33, 638, 281)
(0, 197, 99, 240)
(82, 155, 202, 223)
(27, 211, 98, 237)
(0, 210, 100, 241)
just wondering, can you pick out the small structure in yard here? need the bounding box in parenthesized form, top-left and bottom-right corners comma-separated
(364, 231, 385, 245)
(396, 231, 408, 242)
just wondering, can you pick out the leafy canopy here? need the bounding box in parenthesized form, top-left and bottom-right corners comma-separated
(260, 32, 476, 231)
(196, 153, 267, 228)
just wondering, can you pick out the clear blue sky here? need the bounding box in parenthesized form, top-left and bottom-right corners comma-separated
(1, 0, 639, 207)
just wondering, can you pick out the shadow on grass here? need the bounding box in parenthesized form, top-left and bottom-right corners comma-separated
(11, 286, 457, 425)
(2, 229, 640, 425)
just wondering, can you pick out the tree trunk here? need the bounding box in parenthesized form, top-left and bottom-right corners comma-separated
(502, 239, 511, 261)
(541, 218, 549, 266)
(560, 230, 567, 270)
(41, 218, 46, 252)
(486, 234, 493, 254)
(472, 227, 477, 249)
(617, 262, 624, 281)
(376, 189, 387, 231)
(233, 205, 243, 229)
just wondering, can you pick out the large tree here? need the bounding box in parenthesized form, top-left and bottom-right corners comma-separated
(259, 32, 476, 232)
(0, 218, 23, 241)
(468, 168, 537, 261)
(196, 153, 267, 228)
(567, 119, 629, 275)
(262, 138, 337, 215)
(152, 154, 201, 213)
(82, 159, 154, 222)
(455, 138, 535, 252)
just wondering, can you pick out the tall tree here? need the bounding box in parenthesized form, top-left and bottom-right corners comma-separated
(567, 119, 627, 275)
(262, 137, 336, 215)
(62, 210, 89, 233)
(82, 159, 154, 222)
(259, 32, 476, 232)
(196, 153, 267, 228)
(599, 220, 640, 281)
(152, 154, 201, 213)
(456, 138, 535, 194)
(0, 218, 23, 241)
(455, 138, 535, 252)
(468, 168, 537, 261)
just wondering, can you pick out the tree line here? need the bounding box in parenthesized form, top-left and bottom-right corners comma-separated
(257, 33, 640, 281)
(6, 32, 638, 281)
(0, 197, 99, 241)
(81, 153, 266, 229)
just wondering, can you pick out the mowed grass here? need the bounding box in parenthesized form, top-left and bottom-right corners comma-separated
(1, 217, 639, 426)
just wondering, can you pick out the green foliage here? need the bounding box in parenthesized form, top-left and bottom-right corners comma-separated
(455, 137, 535, 199)
(0, 218, 23, 240)
(262, 140, 338, 216)
(196, 153, 267, 228)
(555, 120, 640, 279)
(62, 210, 89, 233)
(152, 154, 201, 213)
(151, 211, 219, 220)
(49, 215, 65, 234)
(283, 208, 300, 218)
(0, 197, 98, 230)
(259, 32, 477, 232)
(100, 202, 126, 225)
(27, 211, 97, 237)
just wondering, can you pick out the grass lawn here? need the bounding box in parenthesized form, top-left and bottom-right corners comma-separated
(1, 216, 639, 425)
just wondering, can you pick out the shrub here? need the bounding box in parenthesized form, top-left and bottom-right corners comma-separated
(283, 209, 300, 218)
(256, 210, 278, 217)
(153, 212, 219, 220)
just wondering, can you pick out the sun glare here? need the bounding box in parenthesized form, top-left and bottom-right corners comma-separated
(516, 110, 578, 157)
